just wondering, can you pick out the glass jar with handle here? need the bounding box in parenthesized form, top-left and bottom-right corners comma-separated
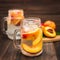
(13, 17, 43, 56)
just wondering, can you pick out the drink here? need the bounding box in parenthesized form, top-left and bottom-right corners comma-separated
(6, 9, 24, 40)
(13, 17, 43, 56)
(8, 9, 24, 26)
(21, 22, 43, 53)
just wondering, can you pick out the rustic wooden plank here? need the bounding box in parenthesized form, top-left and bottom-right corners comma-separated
(15, 43, 58, 60)
(0, 2, 60, 14)
(0, 40, 58, 60)
(0, 39, 11, 60)
(1, 42, 16, 60)
(0, 34, 60, 60)
(43, 35, 60, 43)
(53, 42, 60, 60)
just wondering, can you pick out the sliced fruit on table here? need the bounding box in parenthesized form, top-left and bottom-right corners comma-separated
(44, 20, 56, 29)
(43, 26, 56, 37)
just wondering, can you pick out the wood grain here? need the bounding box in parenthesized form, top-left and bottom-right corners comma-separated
(0, 34, 60, 60)
(0, 38, 58, 60)
(43, 35, 60, 42)
(0, 0, 60, 32)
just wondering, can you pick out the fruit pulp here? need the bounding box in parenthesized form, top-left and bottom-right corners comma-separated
(21, 27, 43, 53)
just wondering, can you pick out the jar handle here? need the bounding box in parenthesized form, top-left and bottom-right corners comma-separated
(2, 17, 7, 34)
(13, 29, 21, 50)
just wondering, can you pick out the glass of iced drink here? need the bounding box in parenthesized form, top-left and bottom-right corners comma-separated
(13, 17, 43, 56)
(3, 9, 24, 40)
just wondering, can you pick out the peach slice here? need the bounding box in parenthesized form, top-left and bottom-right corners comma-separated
(44, 20, 56, 29)
(33, 28, 42, 46)
(43, 26, 56, 37)
(22, 28, 40, 41)
(11, 19, 20, 25)
(22, 41, 42, 53)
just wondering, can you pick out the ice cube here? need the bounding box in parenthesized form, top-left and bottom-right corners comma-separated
(31, 25, 38, 31)
(6, 24, 20, 34)
(23, 25, 30, 32)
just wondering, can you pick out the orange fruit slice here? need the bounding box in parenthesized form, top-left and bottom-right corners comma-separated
(44, 20, 56, 29)
(22, 41, 42, 53)
(33, 28, 42, 46)
(43, 26, 56, 37)
(11, 19, 20, 25)
(22, 28, 40, 40)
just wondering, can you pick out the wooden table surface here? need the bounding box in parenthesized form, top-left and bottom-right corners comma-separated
(0, 35, 60, 60)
